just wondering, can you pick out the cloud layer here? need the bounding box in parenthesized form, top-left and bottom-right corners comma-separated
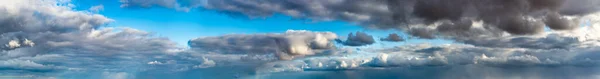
(0, 0, 185, 77)
(189, 30, 338, 60)
(118, 0, 600, 50)
(120, 0, 598, 35)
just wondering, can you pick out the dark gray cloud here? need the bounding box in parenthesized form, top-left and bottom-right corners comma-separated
(380, 33, 405, 42)
(188, 30, 338, 60)
(544, 12, 580, 30)
(196, 0, 600, 37)
(118, 0, 600, 49)
(336, 32, 375, 46)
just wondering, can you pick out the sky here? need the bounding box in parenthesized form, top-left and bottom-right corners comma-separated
(71, 0, 452, 47)
(2, 0, 600, 79)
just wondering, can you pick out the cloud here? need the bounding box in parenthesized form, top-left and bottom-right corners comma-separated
(189, 30, 337, 60)
(253, 41, 600, 76)
(458, 34, 580, 49)
(473, 54, 560, 67)
(192, 57, 216, 68)
(119, 0, 198, 12)
(0, 59, 55, 70)
(380, 33, 405, 42)
(0, 0, 185, 76)
(103, 72, 130, 79)
(0, 0, 112, 34)
(336, 32, 375, 46)
(147, 61, 164, 65)
(6, 0, 600, 79)
(115, 0, 600, 49)
(89, 5, 104, 13)
(196, 0, 599, 37)
(455, 19, 600, 49)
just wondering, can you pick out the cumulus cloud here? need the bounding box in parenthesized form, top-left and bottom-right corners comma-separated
(192, 57, 216, 68)
(189, 30, 337, 60)
(0, 0, 184, 76)
(336, 32, 375, 46)
(5, 40, 20, 49)
(380, 33, 405, 42)
(2, 39, 35, 54)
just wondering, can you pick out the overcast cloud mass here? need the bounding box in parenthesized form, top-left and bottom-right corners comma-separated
(1, 0, 600, 79)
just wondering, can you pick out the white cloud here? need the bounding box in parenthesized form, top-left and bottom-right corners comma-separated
(3, 39, 35, 50)
(255, 42, 600, 74)
(147, 61, 164, 65)
(193, 57, 216, 68)
(5, 40, 20, 49)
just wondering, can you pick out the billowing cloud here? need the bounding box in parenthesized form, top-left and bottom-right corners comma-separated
(336, 32, 375, 46)
(380, 33, 405, 42)
(0, 0, 185, 76)
(194, 0, 599, 37)
(189, 30, 338, 60)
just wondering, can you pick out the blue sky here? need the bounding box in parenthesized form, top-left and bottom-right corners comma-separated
(70, 0, 452, 47)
